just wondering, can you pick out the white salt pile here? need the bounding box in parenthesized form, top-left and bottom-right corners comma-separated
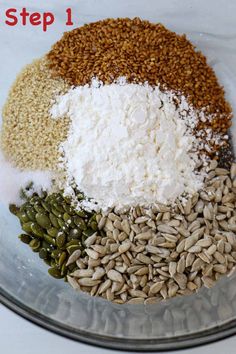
(0, 151, 52, 206)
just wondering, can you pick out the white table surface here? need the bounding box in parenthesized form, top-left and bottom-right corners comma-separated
(1, 304, 236, 354)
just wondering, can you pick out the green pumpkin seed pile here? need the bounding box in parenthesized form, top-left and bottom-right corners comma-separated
(10, 192, 100, 279)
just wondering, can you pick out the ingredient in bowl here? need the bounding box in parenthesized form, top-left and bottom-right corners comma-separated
(10, 192, 100, 279)
(0, 151, 52, 205)
(67, 161, 236, 304)
(47, 17, 231, 135)
(2, 17, 235, 306)
(1, 57, 70, 170)
(51, 80, 206, 210)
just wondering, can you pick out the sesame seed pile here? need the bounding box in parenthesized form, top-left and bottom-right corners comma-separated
(1, 57, 70, 170)
(47, 17, 232, 137)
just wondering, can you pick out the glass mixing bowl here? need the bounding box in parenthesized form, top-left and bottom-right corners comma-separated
(1, 0, 236, 350)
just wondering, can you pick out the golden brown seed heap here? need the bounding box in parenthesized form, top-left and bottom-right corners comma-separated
(1, 57, 70, 170)
(47, 17, 232, 134)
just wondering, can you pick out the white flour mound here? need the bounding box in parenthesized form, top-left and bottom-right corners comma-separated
(51, 80, 205, 211)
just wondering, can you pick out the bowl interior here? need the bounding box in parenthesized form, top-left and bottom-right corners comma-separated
(1, 0, 236, 350)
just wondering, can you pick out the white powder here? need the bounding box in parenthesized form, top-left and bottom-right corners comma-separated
(51, 80, 206, 211)
(0, 150, 52, 206)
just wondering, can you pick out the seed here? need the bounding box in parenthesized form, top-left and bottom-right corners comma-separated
(168, 220, 180, 227)
(195, 200, 204, 213)
(176, 239, 186, 253)
(184, 235, 198, 250)
(35, 212, 51, 229)
(66, 249, 81, 266)
(91, 244, 107, 255)
(68, 228, 81, 240)
(127, 298, 144, 304)
(187, 281, 197, 291)
(187, 213, 198, 222)
(113, 219, 123, 231)
(146, 245, 161, 254)
(217, 239, 225, 253)
(136, 253, 152, 264)
(110, 243, 119, 252)
(85, 249, 99, 260)
(191, 258, 204, 271)
(92, 267, 105, 280)
(26, 208, 36, 221)
(230, 163, 236, 179)
(31, 222, 44, 238)
(129, 289, 147, 298)
(135, 267, 148, 276)
(107, 269, 123, 283)
(22, 222, 33, 234)
(84, 233, 97, 247)
(144, 297, 160, 305)
(185, 253, 195, 267)
(111, 281, 124, 293)
(47, 227, 58, 238)
(109, 252, 121, 260)
(98, 279, 112, 294)
(203, 205, 213, 220)
(56, 232, 66, 248)
(49, 213, 60, 228)
(135, 216, 149, 224)
(78, 278, 101, 286)
(67, 276, 80, 290)
(105, 288, 114, 301)
(177, 255, 185, 273)
(207, 244, 217, 256)
(202, 276, 215, 288)
(48, 267, 64, 279)
(121, 219, 130, 234)
(215, 168, 229, 176)
(162, 234, 178, 243)
(58, 251, 67, 267)
(74, 216, 87, 231)
(196, 238, 212, 247)
(173, 273, 187, 289)
(96, 216, 105, 230)
(149, 281, 164, 294)
(168, 282, 179, 297)
(158, 242, 176, 248)
(213, 264, 227, 274)
(29, 238, 41, 251)
(188, 219, 199, 233)
(157, 224, 178, 235)
(176, 226, 190, 237)
(88, 258, 100, 268)
(198, 252, 211, 264)
(118, 242, 131, 254)
(71, 269, 94, 277)
(184, 198, 192, 215)
(208, 160, 218, 171)
(135, 231, 152, 240)
(214, 251, 225, 264)
(187, 245, 202, 253)
(18, 233, 32, 244)
(127, 265, 143, 274)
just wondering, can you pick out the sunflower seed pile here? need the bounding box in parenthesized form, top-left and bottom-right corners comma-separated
(67, 161, 236, 304)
